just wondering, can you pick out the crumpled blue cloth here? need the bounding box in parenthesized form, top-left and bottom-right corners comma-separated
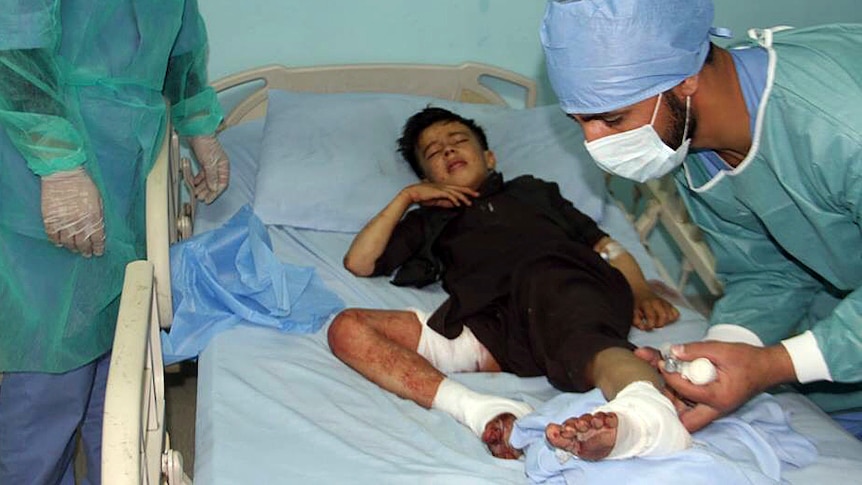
(161, 205, 344, 365)
(510, 391, 817, 485)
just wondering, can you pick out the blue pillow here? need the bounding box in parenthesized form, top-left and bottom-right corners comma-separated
(196, 118, 265, 235)
(253, 90, 606, 232)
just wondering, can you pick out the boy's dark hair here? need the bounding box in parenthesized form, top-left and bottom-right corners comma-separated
(397, 106, 489, 178)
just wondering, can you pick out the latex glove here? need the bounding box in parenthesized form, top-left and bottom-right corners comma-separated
(189, 135, 230, 203)
(41, 167, 105, 257)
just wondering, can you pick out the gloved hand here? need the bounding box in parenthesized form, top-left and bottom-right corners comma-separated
(41, 167, 105, 257)
(189, 135, 230, 203)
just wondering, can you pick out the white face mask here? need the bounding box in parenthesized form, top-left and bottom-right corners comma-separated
(584, 93, 691, 183)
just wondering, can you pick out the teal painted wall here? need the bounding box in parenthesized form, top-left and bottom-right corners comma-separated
(200, 1, 862, 306)
(201, 0, 862, 105)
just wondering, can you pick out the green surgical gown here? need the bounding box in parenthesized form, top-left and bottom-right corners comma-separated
(0, 0, 223, 373)
(675, 25, 862, 412)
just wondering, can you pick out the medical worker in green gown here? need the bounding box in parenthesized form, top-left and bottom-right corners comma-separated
(0, 1, 229, 482)
(541, 0, 862, 438)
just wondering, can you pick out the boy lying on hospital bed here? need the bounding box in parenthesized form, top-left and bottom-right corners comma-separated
(327, 107, 688, 461)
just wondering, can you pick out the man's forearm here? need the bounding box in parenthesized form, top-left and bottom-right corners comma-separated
(759, 344, 798, 388)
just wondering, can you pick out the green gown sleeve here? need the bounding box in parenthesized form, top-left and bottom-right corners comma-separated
(693, 203, 824, 345)
(163, 0, 223, 137)
(681, 146, 862, 384)
(0, 0, 87, 175)
(810, 146, 862, 382)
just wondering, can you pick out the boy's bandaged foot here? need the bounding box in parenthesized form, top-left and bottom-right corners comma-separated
(431, 378, 533, 436)
(482, 412, 523, 459)
(547, 381, 691, 461)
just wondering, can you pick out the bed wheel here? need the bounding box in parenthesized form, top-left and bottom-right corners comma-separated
(162, 439, 193, 485)
(177, 213, 193, 240)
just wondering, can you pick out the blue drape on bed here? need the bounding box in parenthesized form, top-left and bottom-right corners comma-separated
(161, 205, 344, 365)
(511, 391, 817, 484)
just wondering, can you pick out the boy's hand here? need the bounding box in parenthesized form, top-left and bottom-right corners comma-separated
(402, 182, 479, 208)
(632, 291, 680, 331)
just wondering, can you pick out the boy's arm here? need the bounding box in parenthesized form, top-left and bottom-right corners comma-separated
(594, 237, 651, 295)
(594, 237, 680, 330)
(344, 191, 415, 277)
(344, 181, 478, 276)
(530, 176, 678, 330)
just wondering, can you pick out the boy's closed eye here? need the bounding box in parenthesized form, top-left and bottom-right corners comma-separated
(423, 143, 442, 160)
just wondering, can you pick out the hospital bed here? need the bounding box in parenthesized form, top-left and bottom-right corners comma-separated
(102, 62, 862, 484)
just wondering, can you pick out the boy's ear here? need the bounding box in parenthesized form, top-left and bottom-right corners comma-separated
(485, 150, 497, 171)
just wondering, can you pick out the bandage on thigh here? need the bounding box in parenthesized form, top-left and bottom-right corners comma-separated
(413, 310, 494, 374)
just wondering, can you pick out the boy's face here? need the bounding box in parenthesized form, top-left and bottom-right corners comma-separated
(416, 121, 496, 191)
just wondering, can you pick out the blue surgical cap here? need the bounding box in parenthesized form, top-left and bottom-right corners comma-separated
(541, 0, 717, 114)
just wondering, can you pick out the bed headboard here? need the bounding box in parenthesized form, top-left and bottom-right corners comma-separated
(212, 62, 537, 129)
(147, 62, 538, 328)
(149, 62, 721, 327)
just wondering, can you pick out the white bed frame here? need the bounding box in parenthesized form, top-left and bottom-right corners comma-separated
(101, 62, 718, 484)
(636, 177, 722, 296)
(102, 124, 193, 485)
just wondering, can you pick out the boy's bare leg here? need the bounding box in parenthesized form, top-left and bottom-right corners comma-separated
(545, 347, 670, 461)
(329, 308, 529, 459)
(327, 308, 443, 407)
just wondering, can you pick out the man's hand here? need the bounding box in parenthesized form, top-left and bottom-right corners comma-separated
(189, 135, 230, 203)
(41, 167, 105, 257)
(638, 342, 796, 432)
(632, 290, 680, 331)
(401, 181, 479, 208)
